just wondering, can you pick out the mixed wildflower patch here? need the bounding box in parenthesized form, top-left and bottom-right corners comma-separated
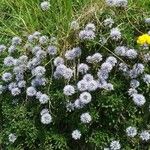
(0, 0, 150, 149)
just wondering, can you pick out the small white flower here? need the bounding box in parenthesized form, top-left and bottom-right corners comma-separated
(12, 36, 22, 45)
(8, 133, 17, 143)
(110, 27, 121, 41)
(26, 87, 37, 97)
(39, 94, 49, 104)
(115, 46, 127, 56)
(87, 80, 98, 91)
(4, 56, 14, 67)
(143, 74, 150, 84)
(85, 23, 96, 31)
(32, 66, 46, 77)
(79, 92, 92, 104)
(140, 131, 150, 141)
(77, 63, 89, 74)
(70, 21, 79, 30)
(47, 46, 57, 55)
(128, 88, 137, 97)
(63, 85, 75, 96)
(11, 88, 21, 96)
(54, 57, 64, 66)
(110, 140, 121, 150)
(126, 126, 137, 137)
(126, 49, 137, 59)
(77, 80, 88, 92)
(2, 72, 12, 82)
(145, 18, 150, 24)
(41, 113, 52, 124)
(80, 112, 92, 123)
(40, 1, 50, 11)
(104, 18, 114, 28)
(72, 130, 81, 140)
(40, 108, 49, 116)
(79, 30, 95, 40)
(83, 74, 94, 82)
(132, 94, 146, 106)
(101, 62, 113, 72)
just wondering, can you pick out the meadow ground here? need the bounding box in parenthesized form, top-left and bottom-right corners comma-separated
(0, 0, 150, 149)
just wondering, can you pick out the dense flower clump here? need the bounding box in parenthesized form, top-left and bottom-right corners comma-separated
(0, 0, 150, 149)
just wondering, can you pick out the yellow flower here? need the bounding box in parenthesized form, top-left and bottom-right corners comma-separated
(137, 34, 150, 45)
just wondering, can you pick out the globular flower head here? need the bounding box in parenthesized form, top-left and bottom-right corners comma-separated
(32, 66, 46, 77)
(79, 29, 95, 40)
(72, 47, 81, 57)
(8, 45, 16, 53)
(115, 46, 127, 56)
(70, 20, 79, 30)
(31, 77, 47, 87)
(110, 140, 121, 150)
(4, 56, 14, 67)
(92, 53, 103, 63)
(63, 85, 75, 96)
(145, 18, 150, 24)
(36, 91, 43, 99)
(12, 36, 22, 45)
(104, 18, 114, 28)
(2, 72, 12, 82)
(110, 27, 121, 41)
(40, 1, 50, 11)
(126, 49, 138, 59)
(133, 63, 145, 75)
(18, 80, 26, 88)
(80, 112, 92, 123)
(0, 44, 6, 53)
(103, 83, 114, 91)
(8, 133, 17, 143)
(39, 36, 48, 44)
(8, 82, 17, 91)
(106, 56, 117, 66)
(32, 46, 42, 54)
(54, 57, 64, 66)
(132, 94, 146, 106)
(72, 130, 81, 140)
(83, 74, 94, 82)
(39, 94, 49, 104)
(79, 92, 92, 104)
(126, 126, 137, 137)
(87, 80, 98, 91)
(66, 102, 75, 112)
(40, 108, 49, 116)
(41, 113, 52, 124)
(115, 0, 128, 7)
(47, 45, 57, 55)
(105, 0, 116, 7)
(36, 50, 47, 60)
(74, 99, 85, 109)
(77, 80, 88, 92)
(143, 74, 150, 84)
(143, 53, 150, 62)
(101, 62, 113, 72)
(65, 50, 76, 60)
(26, 86, 37, 97)
(11, 87, 21, 96)
(128, 88, 138, 97)
(130, 79, 140, 88)
(140, 131, 150, 141)
(85, 23, 96, 31)
(77, 63, 89, 74)
(63, 68, 74, 80)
